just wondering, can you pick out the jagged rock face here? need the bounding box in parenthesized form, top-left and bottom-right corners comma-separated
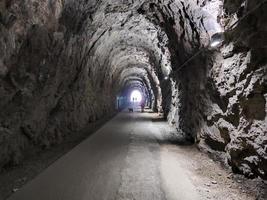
(202, 0, 267, 179)
(0, 0, 266, 179)
(0, 0, 115, 167)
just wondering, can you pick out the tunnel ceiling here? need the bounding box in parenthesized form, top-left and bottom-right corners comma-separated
(62, 0, 221, 97)
(86, 1, 171, 97)
(0, 0, 267, 180)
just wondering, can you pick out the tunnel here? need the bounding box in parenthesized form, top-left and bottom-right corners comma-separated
(0, 0, 267, 199)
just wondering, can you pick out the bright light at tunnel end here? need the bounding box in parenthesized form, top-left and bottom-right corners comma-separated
(130, 90, 142, 102)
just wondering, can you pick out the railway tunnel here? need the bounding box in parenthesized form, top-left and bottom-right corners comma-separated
(0, 0, 266, 199)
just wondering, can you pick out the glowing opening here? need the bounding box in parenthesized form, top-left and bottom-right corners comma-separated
(130, 90, 142, 102)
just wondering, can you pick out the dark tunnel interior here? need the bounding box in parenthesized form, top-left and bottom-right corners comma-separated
(0, 0, 267, 199)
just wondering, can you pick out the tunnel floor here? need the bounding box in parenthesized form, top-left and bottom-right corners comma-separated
(7, 110, 264, 200)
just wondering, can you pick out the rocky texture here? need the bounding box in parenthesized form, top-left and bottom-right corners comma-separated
(0, 0, 114, 168)
(201, 0, 267, 179)
(0, 0, 266, 180)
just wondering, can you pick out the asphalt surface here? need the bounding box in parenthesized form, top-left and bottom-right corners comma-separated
(8, 110, 199, 200)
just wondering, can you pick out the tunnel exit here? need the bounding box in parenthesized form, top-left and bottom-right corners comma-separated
(130, 90, 142, 102)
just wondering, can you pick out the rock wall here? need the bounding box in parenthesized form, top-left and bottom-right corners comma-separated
(0, 0, 115, 168)
(201, 0, 267, 179)
(157, 0, 267, 179)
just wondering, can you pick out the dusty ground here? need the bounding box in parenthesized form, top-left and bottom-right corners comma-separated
(154, 116, 267, 200)
(159, 142, 267, 200)
(1, 110, 266, 200)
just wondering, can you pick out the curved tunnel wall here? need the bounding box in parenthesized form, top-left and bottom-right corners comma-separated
(0, 0, 266, 179)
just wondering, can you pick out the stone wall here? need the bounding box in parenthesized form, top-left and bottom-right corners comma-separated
(0, 0, 115, 168)
(158, 0, 267, 179)
(201, 0, 267, 179)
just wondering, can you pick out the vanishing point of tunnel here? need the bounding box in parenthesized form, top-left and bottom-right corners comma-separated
(0, 0, 267, 200)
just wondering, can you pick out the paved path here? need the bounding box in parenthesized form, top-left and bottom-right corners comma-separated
(9, 111, 257, 200)
(8, 111, 199, 200)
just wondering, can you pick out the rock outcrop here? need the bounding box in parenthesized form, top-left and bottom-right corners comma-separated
(203, 0, 267, 179)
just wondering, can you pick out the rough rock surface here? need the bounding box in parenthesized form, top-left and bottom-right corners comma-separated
(201, 0, 267, 179)
(0, 0, 266, 180)
(0, 0, 114, 168)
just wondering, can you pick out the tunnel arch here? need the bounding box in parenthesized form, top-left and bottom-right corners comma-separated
(84, 12, 172, 95)
(1, 0, 266, 180)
